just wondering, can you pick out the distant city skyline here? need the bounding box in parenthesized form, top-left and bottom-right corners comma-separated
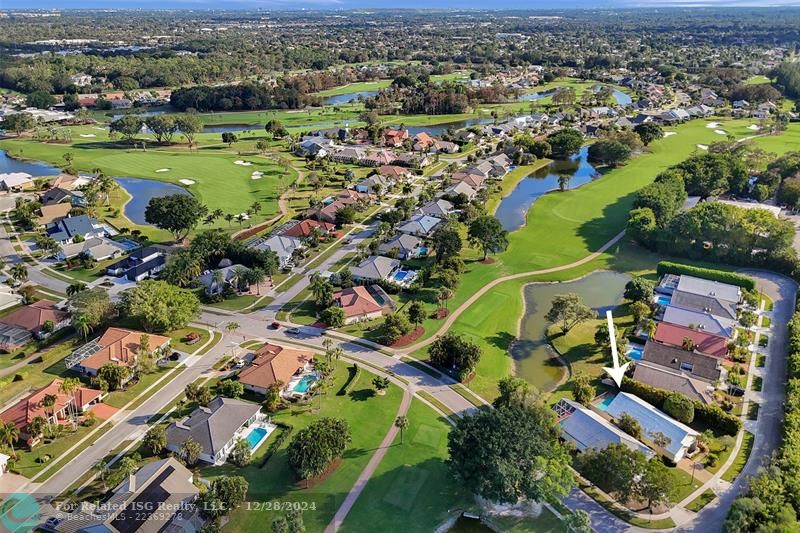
(5, 0, 800, 9)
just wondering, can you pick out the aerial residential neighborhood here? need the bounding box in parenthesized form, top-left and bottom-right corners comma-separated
(0, 5, 799, 533)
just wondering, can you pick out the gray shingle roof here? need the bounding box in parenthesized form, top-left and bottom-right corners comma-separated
(670, 290, 738, 320)
(165, 397, 261, 458)
(350, 255, 401, 281)
(642, 340, 722, 381)
(676, 275, 741, 304)
(633, 361, 715, 404)
(662, 305, 735, 338)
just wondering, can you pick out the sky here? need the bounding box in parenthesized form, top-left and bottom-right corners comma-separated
(4, 0, 800, 10)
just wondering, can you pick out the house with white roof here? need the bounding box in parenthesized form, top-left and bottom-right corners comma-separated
(396, 214, 442, 237)
(662, 305, 736, 338)
(554, 398, 654, 458)
(605, 392, 699, 462)
(675, 275, 741, 304)
(0, 172, 34, 191)
(249, 235, 304, 269)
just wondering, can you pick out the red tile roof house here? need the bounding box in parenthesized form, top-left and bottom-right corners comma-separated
(378, 165, 412, 180)
(0, 300, 70, 349)
(238, 343, 314, 396)
(383, 128, 409, 147)
(66, 328, 171, 380)
(282, 219, 336, 239)
(333, 286, 387, 325)
(0, 379, 105, 445)
(653, 322, 729, 359)
(413, 132, 436, 152)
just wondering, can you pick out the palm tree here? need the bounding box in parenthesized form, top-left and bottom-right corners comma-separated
(250, 202, 262, 216)
(66, 282, 87, 297)
(226, 322, 241, 337)
(93, 459, 110, 490)
(438, 287, 452, 312)
(42, 394, 57, 431)
(395, 416, 409, 444)
(250, 267, 266, 295)
(236, 214, 247, 227)
(0, 422, 19, 456)
(27, 417, 46, 445)
(9, 263, 27, 283)
(224, 213, 235, 227)
(58, 378, 81, 427)
(212, 269, 225, 294)
(72, 313, 92, 340)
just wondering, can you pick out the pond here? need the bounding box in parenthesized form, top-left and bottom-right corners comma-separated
(406, 117, 494, 137)
(494, 146, 600, 232)
(321, 90, 379, 105)
(512, 270, 631, 392)
(115, 177, 191, 225)
(0, 149, 61, 177)
(518, 86, 632, 106)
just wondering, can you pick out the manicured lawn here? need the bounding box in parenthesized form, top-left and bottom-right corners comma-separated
(686, 489, 717, 512)
(314, 80, 392, 96)
(201, 363, 403, 533)
(0, 126, 291, 237)
(722, 431, 754, 482)
(667, 464, 703, 503)
(54, 256, 122, 282)
(205, 294, 262, 312)
(12, 422, 113, 479)
(342, 399, 471, 532)
(103, 362, 179, 409)
(491, 509, 567, 532)
(745, 75, 772, 85)
(169, 326, 210, 353)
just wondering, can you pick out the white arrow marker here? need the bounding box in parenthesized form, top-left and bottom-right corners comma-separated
(602, 310, 630, 388)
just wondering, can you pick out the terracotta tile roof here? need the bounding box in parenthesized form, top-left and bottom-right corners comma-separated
(282, 219, 335, 238)
(378, 165, 410, 178)
(80, 328, 170, 372)
(334, 286, 383, 318)
(0, 300, 68, 334)
(0, 378, 103, 431)
(238, 343, 314, 390)
(653, 322, 728, 358)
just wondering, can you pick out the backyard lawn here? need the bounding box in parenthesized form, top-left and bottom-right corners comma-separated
(201, 363, 404, 533)
(342, 399, 471, 532)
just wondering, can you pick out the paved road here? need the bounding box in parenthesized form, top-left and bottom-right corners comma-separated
(197, 311, 477, 417)
(24, 335, 229, 502)
(261, 222, 377, 319)
(674, 270, 796, 532)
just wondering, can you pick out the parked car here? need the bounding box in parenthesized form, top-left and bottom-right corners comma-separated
(270, 321, 281, 329)
(234, 359, 246, 369)
(286, 327, 301, 335)
(169, 351, 181, 361)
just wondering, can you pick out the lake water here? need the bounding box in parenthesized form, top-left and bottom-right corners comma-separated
(495, 146, 599, 232)
(512, 271, 631, 392)
(322, 90, 379, 105)
(0, 149, 61, 177)
(115, 177, 190, 225)
(518, 86, 632, 106)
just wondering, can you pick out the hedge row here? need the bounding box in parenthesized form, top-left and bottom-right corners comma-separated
(257, 422, 293, 469)
(656, 261, 756, 291)
(621, 377, 741, 436)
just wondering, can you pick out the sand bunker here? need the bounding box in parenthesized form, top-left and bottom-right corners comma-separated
(155, 168, 170, 173)
(696, 144, 709, 151)
(79, 134, 96, 138)
(238, 213, 250, 220)
(714, 129, 727, 135)
(706, 122, 721, 128)
(251, 171, 264, 180)
(663, 132, 677, 137)
(748, 124, 760, 131)
(234, 160, 253, 166)
(179, 179, 196, 185)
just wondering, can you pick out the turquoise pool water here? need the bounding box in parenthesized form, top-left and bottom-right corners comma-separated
(292, 374, 318, 394)
(394, 271, 409, 281)
(596, 394, 616, 411)
(656, 295, 672, 306)
(417, 246, 429, 257)
(627, 346, 644, 360)
(245, 426, 269, 450)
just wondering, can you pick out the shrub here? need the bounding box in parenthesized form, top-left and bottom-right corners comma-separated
(656, 261, 756, 291)
(663, 393, 695, 424)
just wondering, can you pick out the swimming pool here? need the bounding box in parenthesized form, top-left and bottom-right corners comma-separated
(656, 295, 671, 306)
(416, 246, 429, 257)
(596, 394, 616, 411)
(291, 373, 318, 394)
(627, 346, 644, 360)
(394, 271, 410, 281)
(244, 425, 273, 451)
